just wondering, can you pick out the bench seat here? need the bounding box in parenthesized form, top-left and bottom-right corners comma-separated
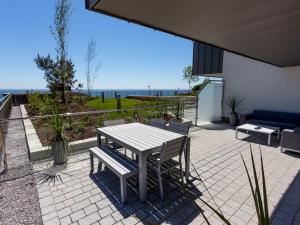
(89, 146, 137, 203)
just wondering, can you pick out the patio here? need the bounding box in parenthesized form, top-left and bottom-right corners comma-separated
(32, 124, 300, 225)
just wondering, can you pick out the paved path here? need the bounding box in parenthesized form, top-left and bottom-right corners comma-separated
(5, 106, 29, 168)
(33, 123, 300, 225)
(0, 106, 42, 225)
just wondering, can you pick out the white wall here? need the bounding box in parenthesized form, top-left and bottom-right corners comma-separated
(212, 51, 300, 117)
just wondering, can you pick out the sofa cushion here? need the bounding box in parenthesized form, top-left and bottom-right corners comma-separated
(253, 110, 300, 125)
(248, 119, 297, 130)
(294, 127, 300, 133)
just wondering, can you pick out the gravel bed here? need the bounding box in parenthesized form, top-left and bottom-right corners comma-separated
(0, 106, 42, 225)
(0, 164, 33, 183)
(0, 171, 42, 225)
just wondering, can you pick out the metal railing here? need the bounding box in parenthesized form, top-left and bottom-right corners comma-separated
(0, 94, 12, 173)
(0, 94, 9, 107)
(0, 95, 13, 120)
(90, 89, 189, 98)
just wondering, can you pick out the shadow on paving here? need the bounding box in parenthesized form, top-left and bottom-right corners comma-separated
(239, 132, 281, 148)
(197, 122, 235, 131)
(271, 168, 300, 225)
(90, 168, 203, 224)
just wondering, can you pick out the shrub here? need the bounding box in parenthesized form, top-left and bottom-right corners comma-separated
(28, 92, 58, 115)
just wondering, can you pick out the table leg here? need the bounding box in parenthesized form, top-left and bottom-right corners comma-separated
(97, 133, 101, 147)
(235, 128, 238, 139)
(185, 137, 191, 180)
(268, 134, 271, 145)
(138, 153, 147, 202)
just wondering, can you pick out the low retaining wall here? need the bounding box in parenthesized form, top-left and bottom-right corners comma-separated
(20, 105, 99, 161)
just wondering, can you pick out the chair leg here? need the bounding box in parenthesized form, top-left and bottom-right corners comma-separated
(179, 156, 185, 184)
(157, 170, 164, 199)
(179, 163, 185, 184)
(90, 152, 94, 173)
(97, 160, 102, 172)
(120, 177, 127, 203)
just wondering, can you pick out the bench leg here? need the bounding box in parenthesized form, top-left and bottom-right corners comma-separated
(90, 152, 94, 173)
(120, 177, 127, 203)
(268, 134, 271, 145)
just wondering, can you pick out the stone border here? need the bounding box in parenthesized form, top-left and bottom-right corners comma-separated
(20, 105, 98, 161)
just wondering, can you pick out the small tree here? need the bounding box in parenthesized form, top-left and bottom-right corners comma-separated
(182, 65, 199, 93)
(34, 0, 76, 103)
(191, 78, 210, 93)
(85, 38, 100, 96)
(34, 55, 76, 96)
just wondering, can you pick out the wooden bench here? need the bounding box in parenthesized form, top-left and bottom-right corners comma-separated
(89, 146, 138, 203)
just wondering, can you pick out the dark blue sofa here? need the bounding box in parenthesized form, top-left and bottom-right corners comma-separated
(240, 110, 300, 130)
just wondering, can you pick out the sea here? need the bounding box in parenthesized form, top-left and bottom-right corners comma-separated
(0, 89, 189, 99)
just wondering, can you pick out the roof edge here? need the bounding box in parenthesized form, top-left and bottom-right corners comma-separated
(85, 0, 100, 10)
(87, 2, 281, 68)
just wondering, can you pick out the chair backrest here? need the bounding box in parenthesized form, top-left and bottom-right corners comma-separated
(160, 136, 187, 162)
(103, 119, 126, 127)
(149, 118, 166, 129)
(166, 121, 190, 135)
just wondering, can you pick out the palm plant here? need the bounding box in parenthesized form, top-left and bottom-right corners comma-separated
(225, 96, 244, 125)
(48, 108, 71, 164)
(241, 146, 270, 225)
(225, 96, 244, 114)
(180, 145, 270, 225)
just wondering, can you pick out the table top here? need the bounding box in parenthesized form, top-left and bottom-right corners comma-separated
(236, 123, 279, 134)
(97, 123, 184, 153)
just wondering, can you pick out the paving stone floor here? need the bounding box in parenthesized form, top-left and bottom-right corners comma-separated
(33, 124, 300, 225)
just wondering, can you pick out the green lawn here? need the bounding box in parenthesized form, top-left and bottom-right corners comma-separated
(86, 98, 151, 110)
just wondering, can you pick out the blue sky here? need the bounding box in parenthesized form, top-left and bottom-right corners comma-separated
(0, 0, 198, 90)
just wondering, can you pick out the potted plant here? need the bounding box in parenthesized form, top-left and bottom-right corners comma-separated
(48, 109, 71, 165)
(225, 96, 244, 126)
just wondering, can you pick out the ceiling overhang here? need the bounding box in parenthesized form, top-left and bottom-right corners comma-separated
(86, 0, 300, 67)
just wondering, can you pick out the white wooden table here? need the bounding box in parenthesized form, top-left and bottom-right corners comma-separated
(97, 123, 191, 202)
(236, 123, 280, 145)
